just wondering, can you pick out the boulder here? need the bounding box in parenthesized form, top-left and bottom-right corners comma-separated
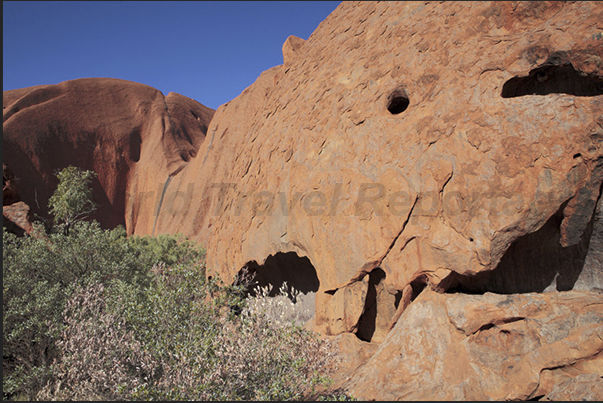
(150, 0, 603, 339)
(3, 162, 33, 235)
(344, 288, 603, 401)
(3, 201, 33, 236)
(3, 77, 214, 232)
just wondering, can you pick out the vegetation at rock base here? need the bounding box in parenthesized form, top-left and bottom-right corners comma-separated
(3, 166, 354, 401)
(47, 166, 97, 234)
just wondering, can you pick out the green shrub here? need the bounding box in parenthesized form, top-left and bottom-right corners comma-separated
(37, 263, 338, 401)
(4, 165, 349, 401)
(47, 166, 97, 233)
(2, 222, 140, 399)
(2, 221, 203, 400)
(126, 232, 206, 268)
(35, 283, 156, 401)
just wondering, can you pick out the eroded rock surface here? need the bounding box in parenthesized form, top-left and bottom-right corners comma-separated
(151, 0, 603, 338)
(3, 77, 214, 232)
(344, 289, 603, 401)
(147, 2, 603, 398)
(3, 162, 33, 235)
(3, 1, 603, 400)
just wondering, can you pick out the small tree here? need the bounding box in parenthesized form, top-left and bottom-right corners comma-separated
(48, 166, 97, 233)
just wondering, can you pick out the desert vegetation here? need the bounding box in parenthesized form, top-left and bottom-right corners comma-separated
(3, 166, 352, 401)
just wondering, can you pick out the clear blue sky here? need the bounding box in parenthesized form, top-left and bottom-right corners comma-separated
(3, 1, 341, 110)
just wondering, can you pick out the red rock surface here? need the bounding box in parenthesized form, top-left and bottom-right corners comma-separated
(3, 201, 33, 236)
(3, 77, 214, 232)
(147, 1, 603, 398)
(3, 162, 33, 235)
(344, 288, 603, 400)
(152, 0, 603, 323)
(3, 1, 603, 400)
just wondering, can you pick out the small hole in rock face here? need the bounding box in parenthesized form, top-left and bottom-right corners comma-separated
(387, 89, 410, 115)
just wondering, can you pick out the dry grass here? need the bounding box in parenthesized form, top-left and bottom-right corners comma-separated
(244, 281, 316, 327)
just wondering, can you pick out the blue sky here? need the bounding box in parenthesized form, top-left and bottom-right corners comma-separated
(3, 1, 341, 110)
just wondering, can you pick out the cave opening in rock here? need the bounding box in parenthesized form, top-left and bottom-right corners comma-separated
(501, 63, 603, 98)
(446, 195, 602, 294)
(387, 89, 410, 115)
(237, 251, 320, 302)
(354, 268, 426, 343)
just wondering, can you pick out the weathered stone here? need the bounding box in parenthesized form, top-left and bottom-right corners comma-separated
(3, 201, 33, 236)
(2, 77, 214, 232)
(577, 195, 603, 292)
(148, 1, 603, 341)
(282, 35, 305, 67)
(344, 289, 603, 401)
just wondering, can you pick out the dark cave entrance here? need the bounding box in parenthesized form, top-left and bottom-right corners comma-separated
(237, 251, 320, 301)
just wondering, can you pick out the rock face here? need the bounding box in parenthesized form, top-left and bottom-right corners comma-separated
(147, 1, 603, 399)
(345, 289, 603, 400)
(3, 162, 33, 236)
(152, 0, 603, 332)
(4, 1, 603, 400)
(3, 77, 214, 232)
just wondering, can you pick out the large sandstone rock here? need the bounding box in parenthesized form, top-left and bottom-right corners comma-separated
(3, 77, 214, 232)
(3, 162, 33, 235)
(344, 288, 603, 400)
(152, 0, 603, 336)
(4, 2, 603, 400)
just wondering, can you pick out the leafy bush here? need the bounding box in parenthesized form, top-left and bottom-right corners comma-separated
(2, 221, 204, 400)
(36, 264, 337, 401)
(47, 166, 97, 232)
(35, 283, 156, 401)
(3, 166, 350, 401)
(3, 222, 136, 399)
(126, 232, 205, 268)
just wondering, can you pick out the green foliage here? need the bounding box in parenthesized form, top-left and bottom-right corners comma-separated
(3, 222, 341, 401)
(47, 166, 97, 230)
(3, 166, 350, 401)
(32, 262, 338, 401)
(2, 222, 153, 399)
(126, 232, 206, 268)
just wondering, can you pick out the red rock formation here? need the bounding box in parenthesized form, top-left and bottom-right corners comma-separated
(3, 77, 214, 232)
(153, 0, 603, 317)
(4, 1, 603, 399)
(344, 288, 603, 400)
(3, 162, 33, 235)
(146, 1, 602, 398)
(3, 201, 33, 236)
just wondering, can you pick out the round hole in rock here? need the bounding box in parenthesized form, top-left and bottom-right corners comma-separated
(387, 89, 410, 115)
